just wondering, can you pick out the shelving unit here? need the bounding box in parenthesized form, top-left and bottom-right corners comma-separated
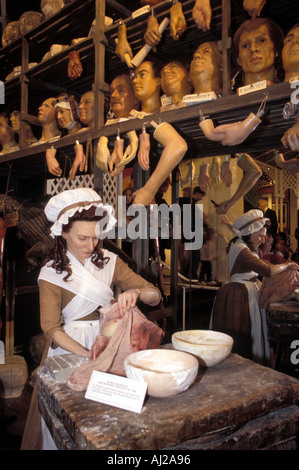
(0, 0, 299, 353)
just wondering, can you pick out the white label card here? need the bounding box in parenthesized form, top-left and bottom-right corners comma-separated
(85, 370, 148, 414)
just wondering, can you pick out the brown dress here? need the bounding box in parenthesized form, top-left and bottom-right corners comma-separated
(21, 255, 160, 450)
(211, 243, 271, 362)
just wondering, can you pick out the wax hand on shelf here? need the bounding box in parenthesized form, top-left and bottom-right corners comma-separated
(210, 157, 221, 186)
(220, 159, 233, 187)
(144, 15, 162, 50)
(211, 113, 262, 146)
(243, 0, 266, 19)
(45, 147, 62, 177)
(137, 129, 150, 171)
(198, 162, 211, 193)
(95, 136, 110, 172)
(69, 142, 86, 180)
(192, 0, 211, 31)
(170, 2, 186, 40)
(115, 23, 133, 68)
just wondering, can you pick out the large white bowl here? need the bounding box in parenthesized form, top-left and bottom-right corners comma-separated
(172, 330, 233, 367)
(124, 349, 198, 398)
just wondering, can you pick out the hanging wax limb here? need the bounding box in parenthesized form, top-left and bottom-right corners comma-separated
(281, 117, 299, 151)
(199, 110, 225, 142)
(274, 150, 299, 172)
(192, 0, 211, 31)
(115, 23, 134, 68)
(137, 123, 151, 171)
(109, 132, 124, 173)
(69, 141, 86, 180)
(112, 130, 139, 177)
(45, 146, 62, 177)
(95, 136, 110, 172)
(220, 156, 233, 187)
(133, 122, 187, 206)
(243, 0, 266, 19)
(170, 1, 186, 41)
(210, 94, 267, 146)
(210, 156, 221, 187)
(144, 14, 162, 50)
(68, 51, 83, 80)
(131, 17, 169, 68)
(215, 153, 262, 215)
(198, 161, 211, 193)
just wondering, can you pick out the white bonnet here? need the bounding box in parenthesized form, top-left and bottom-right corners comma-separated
(45, 188, 116, 238)
(233, 209, 269, 237)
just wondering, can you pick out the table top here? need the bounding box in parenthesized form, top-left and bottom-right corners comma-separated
(37, 354, 299, 450)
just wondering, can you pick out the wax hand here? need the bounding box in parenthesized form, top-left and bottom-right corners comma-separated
(45, 147, 62, 177)
(109, 137, 124, 173)
(198, 162, 211, 192)
(117, 289, 140, 317)
(274, 151, 299, 172)
(170, 2, 186, 40)
(220, 160, 233, 187)
(96, 136, 110, 172)
(215, 200, 231, 215)
(115, 23, 133, 68)
(211, 113, 261, 146)
(138, 131, 150, 170)
(68, 51, 83, 80)
(111, 130, 138, 176)
(281, 122, 299, 151)
(287, 262, 299, 271)
(210, 157, 221, 186)
(243, 0, 266, 19)
(192, 0, 212, 31)
(69, 143, 86, 180)
(144, 15, 162, 50)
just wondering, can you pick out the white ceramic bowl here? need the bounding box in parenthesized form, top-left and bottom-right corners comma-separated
(172, 330, 233, 367)
(124, 349, 198, 398)
(294, 288, 299, 301)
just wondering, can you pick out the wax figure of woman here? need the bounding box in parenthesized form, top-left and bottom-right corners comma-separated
(210, 210, 299, 365)
(0, 113, 18, 153)
(233, 17, 284, 87)
(37, 97, 61, 143)
(160, 60, 192, 109)
(21, 188, 161, 450)
(189, 41, 223, 95)
(132, 59, 188, 206)
(54, 93, 82, 135)
(10, 110, 37, 145)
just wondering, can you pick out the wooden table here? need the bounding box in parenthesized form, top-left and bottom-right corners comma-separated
(37, 354, 299, 450)
(267, 300, 299, 372)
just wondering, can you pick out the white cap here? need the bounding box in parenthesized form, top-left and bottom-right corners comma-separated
(233, 209, 269, 237)
(45, 188, 116, 238)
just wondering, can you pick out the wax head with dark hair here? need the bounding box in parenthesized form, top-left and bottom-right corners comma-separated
(233, 17, 284, 85)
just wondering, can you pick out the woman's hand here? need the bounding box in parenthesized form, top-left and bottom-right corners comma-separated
(287, 262, 299, 271)
(117, 288, 141, 316)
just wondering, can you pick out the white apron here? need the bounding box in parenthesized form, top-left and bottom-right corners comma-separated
(211, 239, 270, 365)
(39, 249, 117, 450)
(38, 249, 117, 357)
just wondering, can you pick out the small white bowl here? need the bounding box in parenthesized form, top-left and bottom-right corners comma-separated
(294, 288, 299, 301)
(172, 330, 233, 367)
(124, 349, 198, 398)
